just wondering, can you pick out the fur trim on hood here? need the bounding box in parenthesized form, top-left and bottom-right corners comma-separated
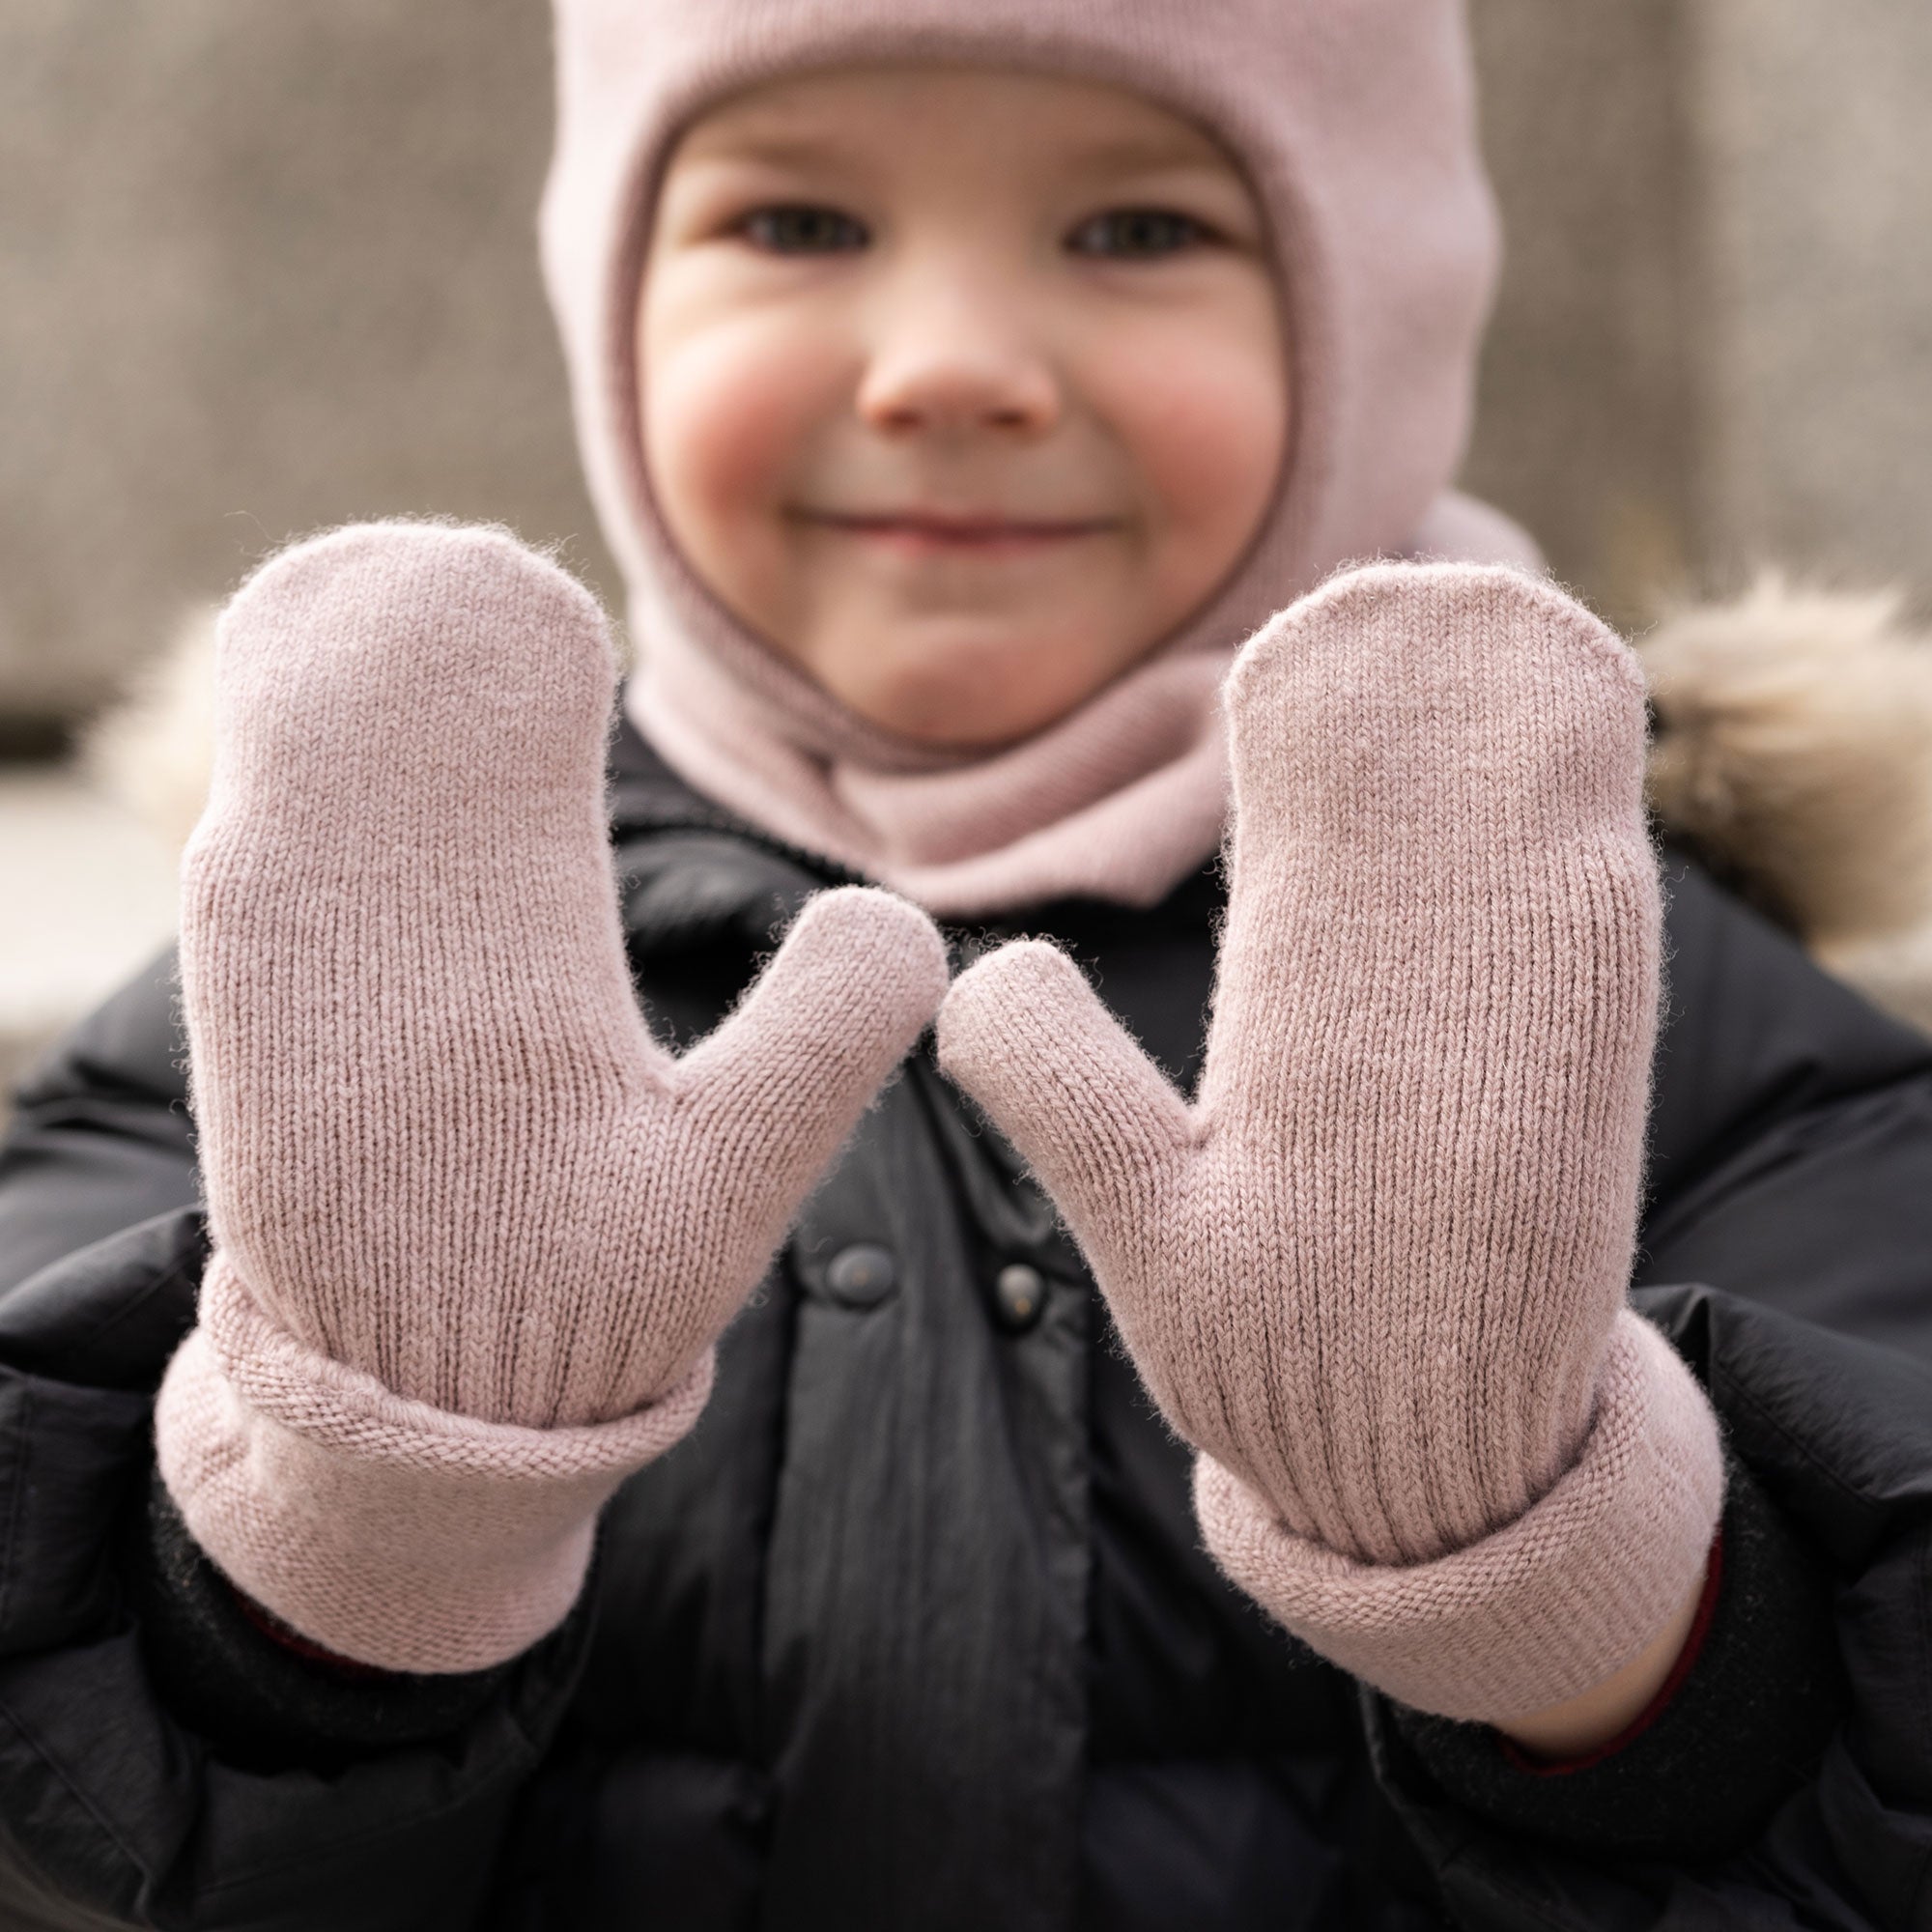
(1642, 577, 1932, 1034)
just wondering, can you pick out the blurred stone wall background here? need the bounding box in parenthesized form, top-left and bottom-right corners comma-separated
(0, 0, 610, 745)
(4, 0, 1932, 1084)
(1464, 0, 1932, 623)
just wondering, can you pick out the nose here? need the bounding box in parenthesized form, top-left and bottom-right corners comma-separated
(855, 279, 1061, 439)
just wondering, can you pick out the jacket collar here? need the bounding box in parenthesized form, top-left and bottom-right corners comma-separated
(609, 717, 861, 959)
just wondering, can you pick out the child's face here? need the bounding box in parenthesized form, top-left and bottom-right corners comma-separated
(639, 67, 1287, 746)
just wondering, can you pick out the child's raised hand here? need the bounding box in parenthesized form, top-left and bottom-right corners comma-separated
(156, 524, 947, 1670)
(938, 563, 1723, 1723)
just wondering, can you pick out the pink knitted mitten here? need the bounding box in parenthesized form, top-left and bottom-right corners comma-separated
(939, 563, 1724, 1722)
(156, 524, 948, 1672)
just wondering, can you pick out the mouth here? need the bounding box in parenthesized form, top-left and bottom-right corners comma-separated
(791, 508, 1120, 554)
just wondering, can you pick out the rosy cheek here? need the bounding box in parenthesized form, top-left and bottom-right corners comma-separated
(643, 312, 846, 615)
(1078, 310, 1288, 588)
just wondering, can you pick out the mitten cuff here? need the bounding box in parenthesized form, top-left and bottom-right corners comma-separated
(1195, 1312, 1724, 1721)
(154, 1256, 711, 1673)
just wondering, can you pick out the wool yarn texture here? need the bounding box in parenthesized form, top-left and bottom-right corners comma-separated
(540, 0, 1525, 915)
(938, 563, 1726, 1721)
(155, 523, 949, 1673)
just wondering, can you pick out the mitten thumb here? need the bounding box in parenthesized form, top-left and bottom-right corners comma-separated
(937, 941, 1191, 1243)
(680, 885, 949, 1176)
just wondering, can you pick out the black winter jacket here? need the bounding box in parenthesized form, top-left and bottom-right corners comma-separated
(0, 724, 1929, 1931)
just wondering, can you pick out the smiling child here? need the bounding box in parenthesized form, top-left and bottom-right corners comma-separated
(1, 2, 1930, 1927)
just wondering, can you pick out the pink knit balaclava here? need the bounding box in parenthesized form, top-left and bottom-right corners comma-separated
(541, 0, 1524, 915)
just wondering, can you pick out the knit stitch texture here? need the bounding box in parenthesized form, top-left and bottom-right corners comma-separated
(156, 522, 949, 1671)
(938, 562, 1725, 1719)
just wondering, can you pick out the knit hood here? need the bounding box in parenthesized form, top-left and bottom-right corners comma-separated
(540, 0, 1517, 914)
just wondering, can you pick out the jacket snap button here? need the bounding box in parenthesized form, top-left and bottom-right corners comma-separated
(993, 1263, 1047, 1333)
(825, 1242, 898, 1308)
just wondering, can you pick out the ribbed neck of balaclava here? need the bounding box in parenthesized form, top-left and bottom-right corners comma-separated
(543, 0, 1515, 917)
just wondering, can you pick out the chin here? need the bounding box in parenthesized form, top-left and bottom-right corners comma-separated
(838, 686, 1036, 749)
(842, 664, 1100, 749)
(815, 622, 1131, 748)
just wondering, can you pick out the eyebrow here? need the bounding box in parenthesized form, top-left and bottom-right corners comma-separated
(1057, 135, 1233, 177)
(675, 126, 1232, 182)
(677, 134, 851, 171)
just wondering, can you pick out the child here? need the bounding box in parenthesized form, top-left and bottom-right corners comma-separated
(1, 0, 1929, 1925)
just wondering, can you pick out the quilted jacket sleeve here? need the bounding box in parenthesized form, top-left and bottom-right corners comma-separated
(1359, 859, 1932, 1927)
(0, 960, 589, 1931)
(1366, 1284, 1932, 1929)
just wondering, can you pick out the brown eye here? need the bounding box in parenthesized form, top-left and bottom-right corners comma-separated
(1066, 209, 1211, 259)
(740, 205, 868, 254)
